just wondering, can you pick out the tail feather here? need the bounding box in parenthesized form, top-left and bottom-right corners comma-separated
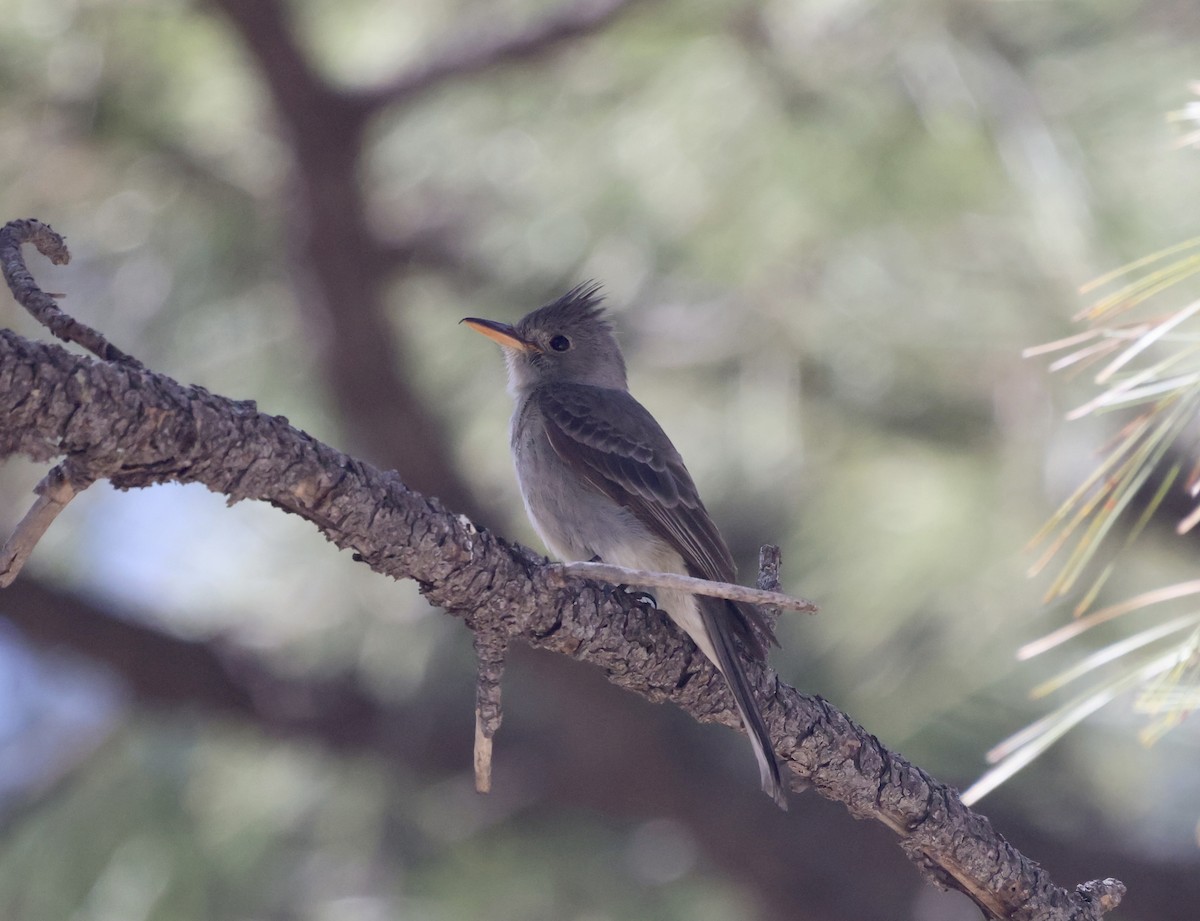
(699, 599, 788, 810)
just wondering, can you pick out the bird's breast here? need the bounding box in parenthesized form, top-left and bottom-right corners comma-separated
(510, 399, 657, 566)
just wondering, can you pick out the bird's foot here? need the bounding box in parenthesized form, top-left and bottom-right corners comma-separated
(625, 588, 657, 609)
(597, 580, 657, 611)
(586, 556, 657, 609)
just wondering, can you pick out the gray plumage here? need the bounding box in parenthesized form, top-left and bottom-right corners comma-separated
(463, 284, 787, 809)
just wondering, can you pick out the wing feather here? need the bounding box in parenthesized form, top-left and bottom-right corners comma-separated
(535, 383, 776, 656)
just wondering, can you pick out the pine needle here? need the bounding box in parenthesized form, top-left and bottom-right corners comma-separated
(1019, 580, 1200, 659)
(1030, 613, 1200, 698)
(1078, 237, 1200, 295)
(963, 649, 1182, 805)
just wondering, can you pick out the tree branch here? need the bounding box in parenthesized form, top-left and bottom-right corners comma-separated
(0, 224, 1122, 921)
(357, 0, 651, 111)
(0, 219, 137, 366)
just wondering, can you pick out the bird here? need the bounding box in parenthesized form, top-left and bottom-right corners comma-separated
(462, 283, 787, 809)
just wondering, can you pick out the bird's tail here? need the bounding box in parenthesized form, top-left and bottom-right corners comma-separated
(699, 599, 788, 810)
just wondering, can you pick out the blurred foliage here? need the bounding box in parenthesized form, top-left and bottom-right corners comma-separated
(964, 231, 1200, 804)
(1, 0, 1200, 918)
(1, 721, 750, 921)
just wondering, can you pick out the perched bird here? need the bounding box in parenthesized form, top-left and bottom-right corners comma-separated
(462, 283, 787, 808)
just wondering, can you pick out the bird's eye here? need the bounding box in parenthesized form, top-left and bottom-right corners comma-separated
(548, 334, 571, 352)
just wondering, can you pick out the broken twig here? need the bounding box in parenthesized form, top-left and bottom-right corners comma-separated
(0, 464, 89, 587)
(553, 559, 817, 613)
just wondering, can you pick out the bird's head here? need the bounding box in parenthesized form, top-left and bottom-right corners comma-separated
(462, 283, 627, 393)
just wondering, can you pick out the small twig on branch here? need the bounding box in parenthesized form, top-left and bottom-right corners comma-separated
(472, 627, 509, 794)
(1075, 878, 1127, 916)
(0, 463, 89, 587)
(552, 559, 817, 614)
(0, 219, 140, 367)
(756, 543, 784, 627)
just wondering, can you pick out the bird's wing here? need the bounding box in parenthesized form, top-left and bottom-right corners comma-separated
(535, 383, 776, 656)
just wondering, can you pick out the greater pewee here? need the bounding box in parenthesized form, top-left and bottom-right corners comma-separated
(462, 283, 787, 809)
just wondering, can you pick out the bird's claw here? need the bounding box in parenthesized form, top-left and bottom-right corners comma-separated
(594, 580, 658, 610)
(627, 588, 657, 609)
